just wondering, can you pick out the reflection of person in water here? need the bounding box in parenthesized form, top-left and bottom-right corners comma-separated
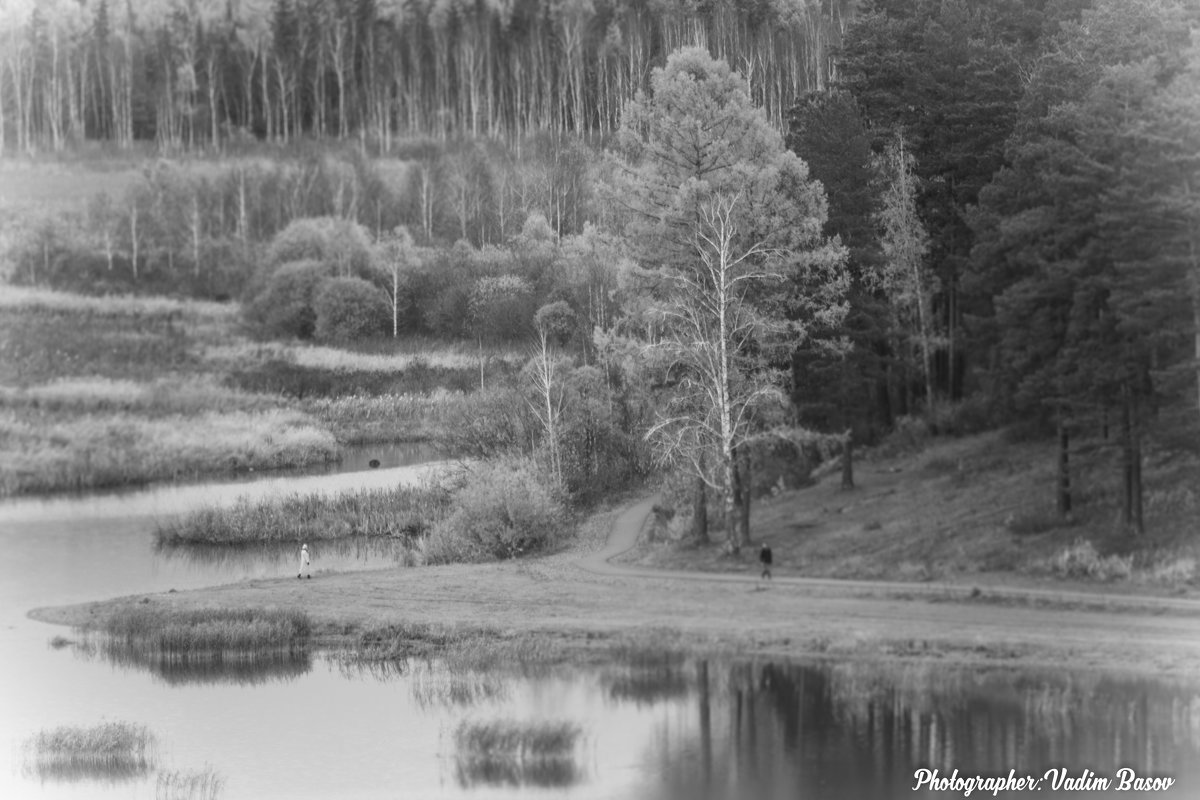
(759, 542, 772, 581)
(298, 543, 311, 579)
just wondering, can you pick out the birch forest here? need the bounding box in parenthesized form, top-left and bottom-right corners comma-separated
(0, 0, 853, 152)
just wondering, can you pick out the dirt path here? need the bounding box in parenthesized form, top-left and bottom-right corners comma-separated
(31, 495, 1200, 675)
(585, 494, 1200, 613)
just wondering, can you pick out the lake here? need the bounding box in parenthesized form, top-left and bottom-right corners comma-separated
(1, 448, 1197, 799)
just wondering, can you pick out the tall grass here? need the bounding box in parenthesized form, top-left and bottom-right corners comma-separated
(156, 482, 453, 545)
(95, 606, 312, 657)
(303, 390, 471, 443)
(0, 285, 235, 321)
(0, 408, 339, 495)
(156, 766, 225, 800)
(22, 721, 156, 782)
(0, 376, 280, 416)
(205, 339, 523, 373)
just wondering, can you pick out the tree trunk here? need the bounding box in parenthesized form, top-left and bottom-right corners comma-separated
(1056, 414, 1071, 518)
(738, 447, 751, 543)
(693, 460, 708, 544)
(1121, 385, 1144, 535)
(698, 660, 712, 782)
(1190, 234, 1200, 420)
(841, 429, 854, 490)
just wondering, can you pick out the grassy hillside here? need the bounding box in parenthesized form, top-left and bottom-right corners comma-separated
(631, 425, 1200, 591)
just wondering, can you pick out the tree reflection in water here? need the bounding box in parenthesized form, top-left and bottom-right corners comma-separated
(641, 659, 1200, 800)
(72, 638, 312, 687)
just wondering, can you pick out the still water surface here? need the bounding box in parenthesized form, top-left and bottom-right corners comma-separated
(1, 448, 1198, 799)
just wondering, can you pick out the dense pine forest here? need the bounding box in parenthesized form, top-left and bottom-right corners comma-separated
(2, 0, 1198, 545)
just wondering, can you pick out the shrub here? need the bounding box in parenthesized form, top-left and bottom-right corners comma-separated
(1043, 539, 1132, 581)
(534, 300, 576, 346)
(244, 259, 329, 338)
(424, 457, 568, 562)
(927, 395, 998, 436)
(436, 384, 536, 458)
(267, 216, 374, 278)
(313, 277, 391, 343)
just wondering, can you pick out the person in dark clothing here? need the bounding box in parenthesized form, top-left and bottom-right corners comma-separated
(759, 542, 773, 581)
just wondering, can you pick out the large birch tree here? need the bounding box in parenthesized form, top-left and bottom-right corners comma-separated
(613, 47, 847, 550)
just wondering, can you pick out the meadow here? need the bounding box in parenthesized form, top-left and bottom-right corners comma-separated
(0, 286, 519, 496)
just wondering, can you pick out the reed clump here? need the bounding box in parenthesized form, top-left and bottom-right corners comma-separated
(155, 766, 225, 800)
(95, 606, 312, 657)
(156, 482, 453, 545)
(23, 721, 156, 782)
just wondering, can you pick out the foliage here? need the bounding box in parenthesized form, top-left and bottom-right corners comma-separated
(424, 457, 569, 562)
(435, 384, 537, 459)
(534, 301, 576, 347)
(1042, 539, 1133, 581)
(613, 46, 847, 548)
(244, 259, 329, 339)
(0, 0, 847, 152)
(313, 277, 391, 343)
(468, 274, 535, 342)
(266, 217, 375, 279)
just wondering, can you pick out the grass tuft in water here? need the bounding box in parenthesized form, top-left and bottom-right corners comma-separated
(22, 721, 156, 782)
(94, 606, 312, 657)
(156, 765, 225, 800)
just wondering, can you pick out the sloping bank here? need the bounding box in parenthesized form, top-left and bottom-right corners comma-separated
(30, 496, 1200, 676)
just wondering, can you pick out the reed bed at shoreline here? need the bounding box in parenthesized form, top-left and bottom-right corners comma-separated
(0, 407, 339, 496)
(22, 721, 156, 782)
(156, 481, 453, 545)
(94, 606, 312, 656)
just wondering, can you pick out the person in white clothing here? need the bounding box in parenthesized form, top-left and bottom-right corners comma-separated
(298, 543, 311, 579)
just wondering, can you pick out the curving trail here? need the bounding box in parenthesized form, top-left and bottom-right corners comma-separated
(31, 494, 1200, 675)
(580, 495, 1200, 613)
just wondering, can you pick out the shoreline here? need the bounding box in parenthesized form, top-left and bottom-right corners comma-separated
(28, 497, 1200, 677)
